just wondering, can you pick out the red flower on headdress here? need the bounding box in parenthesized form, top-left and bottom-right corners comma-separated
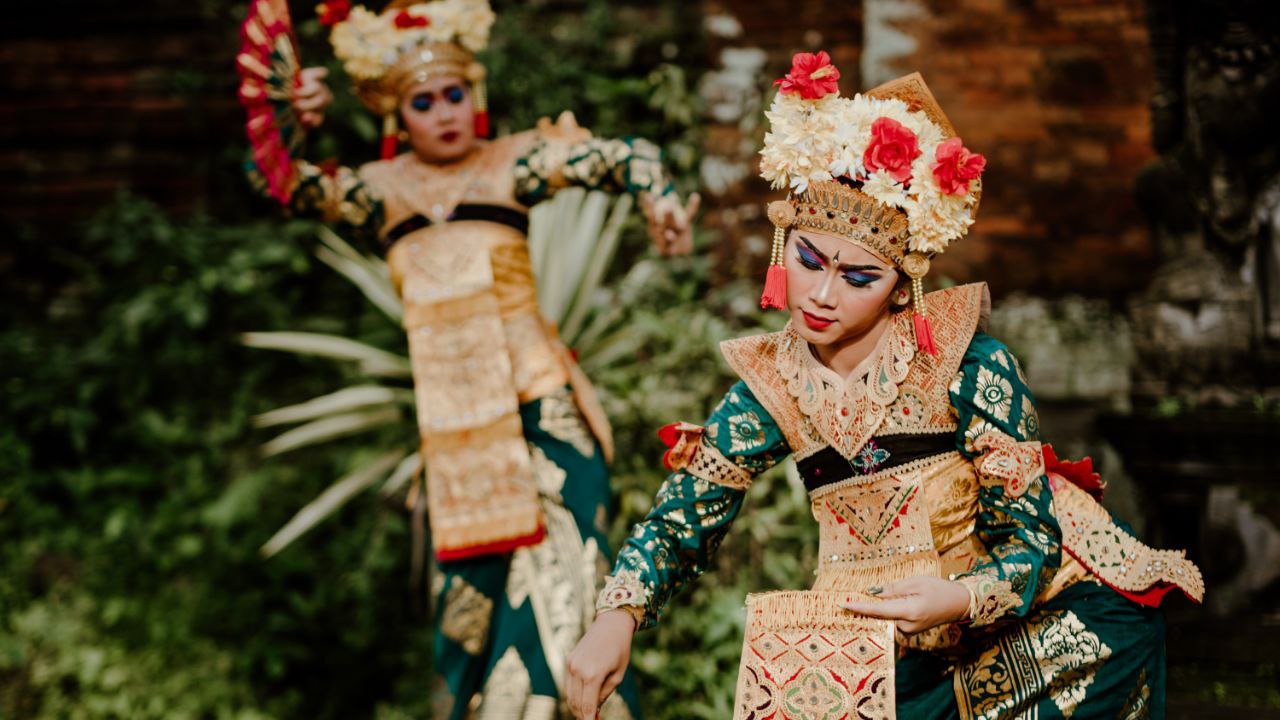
(773, 51, 841, 100)
(317, 0, 351, 26)
(863, 117, 921, 184)
(931, 137, 986, 195)
(394, 9, 430, 28)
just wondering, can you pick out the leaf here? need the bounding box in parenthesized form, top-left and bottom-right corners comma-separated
(259, 407, 403, 457)
(240, 331, 411, 378)
(378, 451, 423, 498)
(314, 227, 403, 323)
(253, 385, 413, 428)
(260, 450, 404, 558)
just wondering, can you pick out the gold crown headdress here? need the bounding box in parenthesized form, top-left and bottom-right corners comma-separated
(321, 0, 496, 158)
(759, 52, 986, 355)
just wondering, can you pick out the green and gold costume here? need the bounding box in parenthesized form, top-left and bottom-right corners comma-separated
(599, 283, 1200, 719)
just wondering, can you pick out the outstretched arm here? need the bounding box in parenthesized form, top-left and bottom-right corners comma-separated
(513, 113, 698, 255)
(245, 66, 385, 242)
(565, 381, 789, 718)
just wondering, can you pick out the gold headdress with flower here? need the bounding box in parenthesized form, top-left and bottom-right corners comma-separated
(320, 0, 496, 157)
(759, 52, 986, 355)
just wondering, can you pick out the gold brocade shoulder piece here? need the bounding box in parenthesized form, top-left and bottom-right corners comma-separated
(878, 282, 989, 437)
(719, 329, 813, 454)
(720, 282, 988, 462)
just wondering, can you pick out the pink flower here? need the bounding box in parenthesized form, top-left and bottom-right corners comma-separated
(931, 137, 986, 195)
(316, 0, 350, 26)
(773, 51, 841, 100)
(393, 9, 430, 28)
(863, 117, 921, 184)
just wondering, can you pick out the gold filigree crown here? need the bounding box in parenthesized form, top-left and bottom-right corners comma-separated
(790, 182, 911, 265)
(329, 0, 494, 115)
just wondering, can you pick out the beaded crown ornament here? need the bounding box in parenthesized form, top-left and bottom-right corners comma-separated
(759, 52, 987, 355)
(319, 0, 496, 158)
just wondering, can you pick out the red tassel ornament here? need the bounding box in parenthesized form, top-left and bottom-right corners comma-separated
(471, 75, 490, 138)
(913, 312, 938, 356)
(380, 114, 398, 160)
(761, 204, 794, 310)
(907, 270, 939, 356)
(761, 264, 788, 310)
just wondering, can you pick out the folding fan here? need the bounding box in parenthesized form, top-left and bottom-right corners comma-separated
(237, 0, 302, 204)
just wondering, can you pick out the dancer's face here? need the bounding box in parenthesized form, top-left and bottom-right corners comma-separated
(400, 74, 476, 163)
(785, 228, 901, 348)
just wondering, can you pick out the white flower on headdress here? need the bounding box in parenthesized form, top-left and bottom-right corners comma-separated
(330, 0, 494, 81)
(905, 190, 974, 254)
(861, 171, 909, 210)
(759, 55, 985, 252)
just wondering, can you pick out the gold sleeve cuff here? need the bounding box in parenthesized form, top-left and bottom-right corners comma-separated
(956, 572, 1023, 627)
(596, 572, 650, 626)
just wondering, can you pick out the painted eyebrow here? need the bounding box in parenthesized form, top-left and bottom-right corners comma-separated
(797, 235, 886, 273)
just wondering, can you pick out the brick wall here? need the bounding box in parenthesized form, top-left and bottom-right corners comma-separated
(0, 1, 244, 231)
(699, 0, 1156, 298)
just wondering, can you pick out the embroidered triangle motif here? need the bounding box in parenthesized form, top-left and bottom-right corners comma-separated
(826, 482, 919, 546)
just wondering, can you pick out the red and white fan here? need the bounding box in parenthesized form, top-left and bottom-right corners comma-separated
(237, 0, 302, 205)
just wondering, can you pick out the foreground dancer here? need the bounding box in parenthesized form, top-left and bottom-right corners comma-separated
(567, 53, 1202, 719)
(241, 0, 699, 715)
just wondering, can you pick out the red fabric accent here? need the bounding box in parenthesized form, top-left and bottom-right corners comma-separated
(380, 133, 398, 160)
(434, 525, 546, 562)
(473, 110, 490, 138)
(657, 422, 681, 448)
(657, 422, 681, 470)
(1043, 444, 1104, 502)
(761, 264, 788, 310)
(912, 313, 938, 355)
(1060, 543, 1189, 608)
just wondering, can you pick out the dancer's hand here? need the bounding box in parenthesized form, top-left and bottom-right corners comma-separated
(292, 67, 333, 130)
(642, 192, 700, 256)
(841, 576, 971, 634)
(566, 610, 636, 719)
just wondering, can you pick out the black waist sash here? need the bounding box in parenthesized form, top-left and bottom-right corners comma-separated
(381, 203, 530, 251)
(797, 432, 955, 493)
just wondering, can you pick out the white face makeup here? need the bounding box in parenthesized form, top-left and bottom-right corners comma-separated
(399, 74, 477, 163)
(784, 228, 901, 371)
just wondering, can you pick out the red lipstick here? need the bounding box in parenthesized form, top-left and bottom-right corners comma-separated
(802, 311, 834, 331)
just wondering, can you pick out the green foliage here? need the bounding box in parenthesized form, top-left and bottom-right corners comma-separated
(0, 196, 429, 718)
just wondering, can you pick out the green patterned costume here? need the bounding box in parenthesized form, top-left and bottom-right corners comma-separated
(598, 283, 1198, 719)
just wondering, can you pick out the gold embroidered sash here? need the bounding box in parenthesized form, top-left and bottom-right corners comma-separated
(733, 591, 896, 720)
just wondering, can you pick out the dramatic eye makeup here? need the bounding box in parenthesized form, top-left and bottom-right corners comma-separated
(795, 236, 886, 288)
(443, 85, 466, 104)
(796, 241, 826, 270)
(410, 92, 433, 112)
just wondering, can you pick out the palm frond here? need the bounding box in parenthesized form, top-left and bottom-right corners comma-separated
(241, 331, 412, 378)
(253, 385, 414, 428)
(379, 451, 424, 498)
(260, 407, 403, 457)
(260, 450, 405, 558)
(315, 227, 403, 323)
